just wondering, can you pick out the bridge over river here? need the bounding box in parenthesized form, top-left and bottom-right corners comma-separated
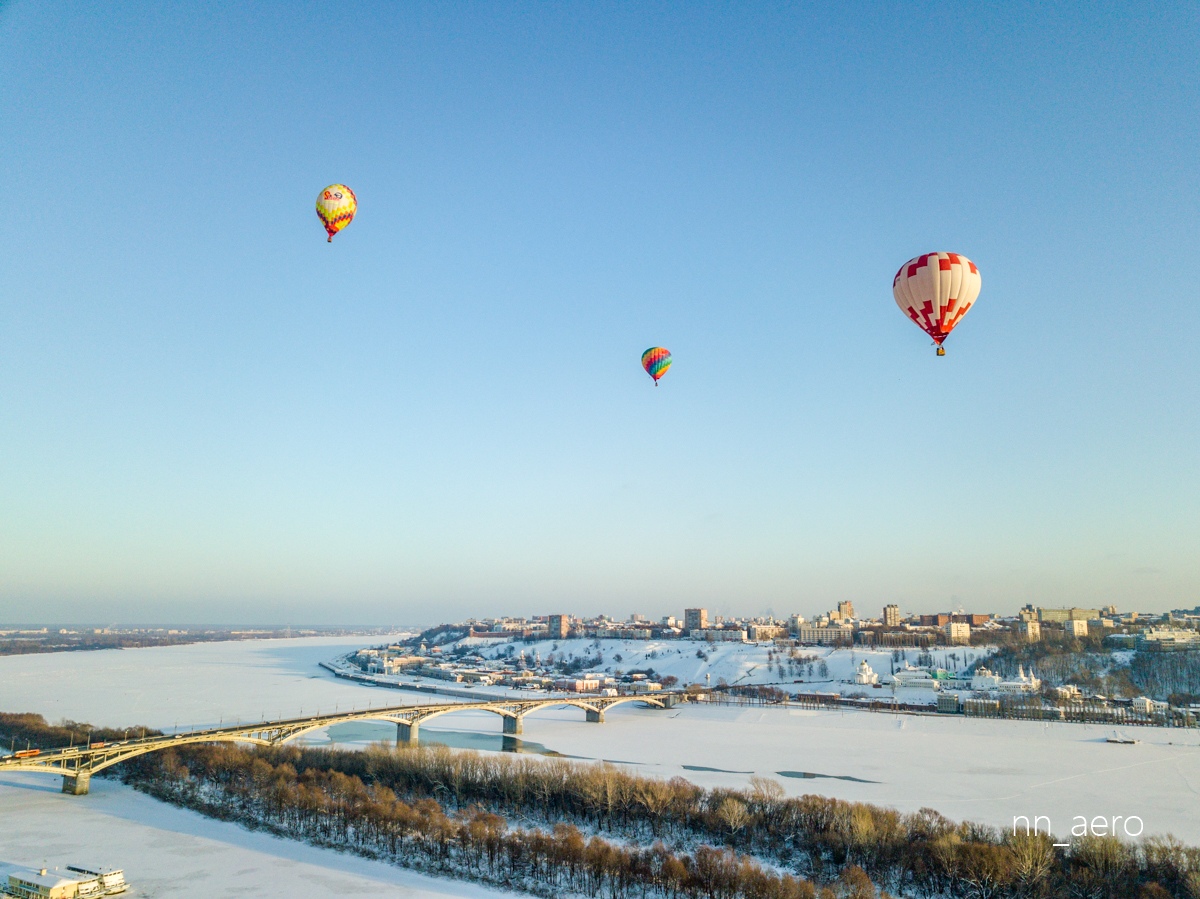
(0, 691, 688, 795)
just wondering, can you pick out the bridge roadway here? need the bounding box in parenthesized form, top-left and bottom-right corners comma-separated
(0, 690, 687, 795)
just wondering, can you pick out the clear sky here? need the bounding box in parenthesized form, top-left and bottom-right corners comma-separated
(2, 2, 1198, 625)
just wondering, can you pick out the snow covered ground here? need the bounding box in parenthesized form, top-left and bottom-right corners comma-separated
(2, 634, 1199, 882)
(0, 772, 521, 898)
(0, 635, 425, 730)
(457, 636, 989, 696)
(0, 637, 524, 898)
(519, 702, 1200, 842)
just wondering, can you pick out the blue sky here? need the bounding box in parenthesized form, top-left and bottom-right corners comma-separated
(2, 2, 1197, 624)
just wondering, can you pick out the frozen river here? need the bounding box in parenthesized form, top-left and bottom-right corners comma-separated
(2, 635, 1199, 896)
(0, 636, 524, 898)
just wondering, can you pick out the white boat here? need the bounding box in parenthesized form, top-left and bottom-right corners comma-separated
(66, 866, 127, 895)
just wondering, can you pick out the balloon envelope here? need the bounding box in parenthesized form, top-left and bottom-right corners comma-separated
(641, 347, 672, 382)
(893, 252, 981, 347)
(316, 184, 357, 242)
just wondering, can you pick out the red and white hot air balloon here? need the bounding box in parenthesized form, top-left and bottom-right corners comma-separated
(893, 252, 981, 356)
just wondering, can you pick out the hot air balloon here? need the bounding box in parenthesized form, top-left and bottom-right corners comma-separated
(893, 252, 981, 356)
(641, 347, 672, 385)
(316, 184, 357, 242)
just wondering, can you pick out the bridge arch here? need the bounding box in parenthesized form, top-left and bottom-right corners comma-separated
(410, 699, 602, 728)
(273, 714, 414, 746)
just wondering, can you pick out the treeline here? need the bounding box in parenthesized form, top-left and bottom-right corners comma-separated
(1, 631, 269, 657)
(124, 744, 845, 899)
(983, 638, 1200, 704)
(122, 741, 1200, 898)
(983, 641, 1139, 696)
(1130, 652, 1200, 706)
(0, 711, 161, 752)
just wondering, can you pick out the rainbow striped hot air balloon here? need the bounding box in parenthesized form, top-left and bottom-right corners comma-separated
(641, 347, 672, 385)
(316, 184, 357, 242)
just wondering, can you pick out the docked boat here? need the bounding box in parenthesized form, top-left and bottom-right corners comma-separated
(67, 866, 127, 896)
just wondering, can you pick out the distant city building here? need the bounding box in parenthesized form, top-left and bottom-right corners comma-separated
(747, 624, 787, 642)
(1131, 696, 1169, 714)
(1065, 619, 1089, 638)
(684, 608, 709, 632)
(1038, 607, 1100, 623)
(856, 629, 934, 648)
(891, 665, 941, 690)
(837, 600, 855, 621)
(595, 626, 652, 640)
(1020, 620, 1042, 643)
(630, 681, 663, 693)
(996, 665, 1041, 694)
(883, 604, 901, 628)
(1137, 627, 1200, 651)
(854, 660, 879, 685)
(952, 614, 993, 626)
(699, 628, 747, 642)
(796, 624, 853, 646)
(970, 667, 1002, 691)
(548, 614, 570, 640)
(468, 627, 522, 640)
(554, 677, 600, 693)
(937, 693, 962, 713)
(919, 613, 952, 627)
(944, 621, 971, 645)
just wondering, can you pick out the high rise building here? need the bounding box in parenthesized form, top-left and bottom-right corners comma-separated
(1065, 619, 1088, 638)
(684, 608, 709, 632)
(945, 621, 971, 645)
(838, 600, 856, 621)
(883, 604, 901, 628)
(548, 615, 570, 640)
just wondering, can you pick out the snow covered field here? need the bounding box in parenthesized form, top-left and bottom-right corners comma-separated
(0, 772, 520, 898)
(0, 637, 521, 898)
(457, 635, 988, 696)
(513, 702, 1200, 842)
(2, 634, 1199, 893)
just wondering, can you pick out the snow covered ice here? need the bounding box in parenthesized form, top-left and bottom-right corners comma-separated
(2, 635, 1199, 898)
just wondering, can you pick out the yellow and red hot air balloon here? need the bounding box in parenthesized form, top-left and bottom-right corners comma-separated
(641, 347, 672, 385)
(316, 184, 357, 242)
(893, 252, 981, 356)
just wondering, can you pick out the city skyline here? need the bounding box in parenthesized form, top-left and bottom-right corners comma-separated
(2, 3, 1198, 624)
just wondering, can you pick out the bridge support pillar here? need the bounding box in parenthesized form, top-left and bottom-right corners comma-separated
(502, 715, 523, 735)
(397, 721, 418, 745)
(62, 772, 91, 795)
(586, 709, 605, 724)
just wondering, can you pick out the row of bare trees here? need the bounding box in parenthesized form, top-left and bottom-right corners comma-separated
(119, 740, 1200, 899)
(124, 744, 863, 899)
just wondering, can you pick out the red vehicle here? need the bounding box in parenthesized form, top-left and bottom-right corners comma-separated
(14, 749, 41, 759)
